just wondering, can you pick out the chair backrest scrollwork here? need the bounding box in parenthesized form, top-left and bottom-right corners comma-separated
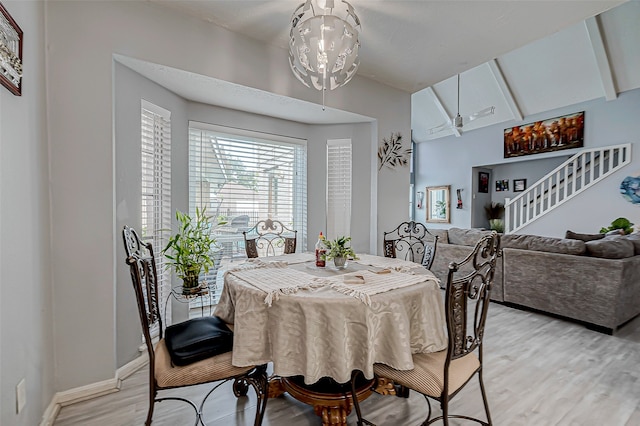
(383, 221, 439, 269)
(444, 231, 500, 363)
(242, 219, 297, 258)
(123, 226, 162, 362)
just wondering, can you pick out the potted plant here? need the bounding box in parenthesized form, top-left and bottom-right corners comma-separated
(600, 217, 634, 235)
(163, 207, 221, 294)
(322, 235, 358, 269)
(484, 202, 505, 233)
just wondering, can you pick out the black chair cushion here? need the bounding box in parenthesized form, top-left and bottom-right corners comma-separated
(164, 316, 233, 366)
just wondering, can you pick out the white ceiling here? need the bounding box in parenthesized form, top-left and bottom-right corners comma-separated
(138, 0, 639, 135)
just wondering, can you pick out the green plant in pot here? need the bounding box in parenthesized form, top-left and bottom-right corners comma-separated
(321, 235, 358, 269)
(600, 217, 634, 235)
(484, 202, 505, 233)
(163, 207, 221, 295)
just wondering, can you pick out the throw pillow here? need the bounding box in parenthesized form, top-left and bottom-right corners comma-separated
(585, 237, 635, 259)
(502, 234, 586, 255)
(565, 230, 605, 242)
(623, 233, 640, 255)
(164, 316, 234, 366)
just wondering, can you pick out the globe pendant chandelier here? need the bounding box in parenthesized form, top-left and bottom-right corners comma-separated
(289, 0, 361, 109)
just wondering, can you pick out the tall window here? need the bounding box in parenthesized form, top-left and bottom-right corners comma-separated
(189, 122, 307, 302)
(141, 100, 172, 318)
(326, 139, 352, 238)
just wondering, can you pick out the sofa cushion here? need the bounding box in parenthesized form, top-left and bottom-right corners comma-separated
(625, 233, 640, 255)
(565, 230, 605, 242)
(447, 228, 492, 246)
(585, 236, 635, 259)
(427, 228, 449, 244)
(501, 234, 586, 255)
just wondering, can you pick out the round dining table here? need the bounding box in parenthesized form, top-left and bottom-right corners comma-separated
(214, 253, 447, 425)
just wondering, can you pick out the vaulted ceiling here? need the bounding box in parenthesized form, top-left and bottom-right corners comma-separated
(145, 1, 639, 135)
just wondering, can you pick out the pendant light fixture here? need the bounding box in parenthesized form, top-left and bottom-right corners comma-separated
(289, 0, 361, 109)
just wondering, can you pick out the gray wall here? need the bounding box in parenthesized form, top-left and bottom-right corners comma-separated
(46, 0, 410, 393)
(415, 88, 640, 237)
(0, 2, 54, 426)
(114, 62, 189, 367)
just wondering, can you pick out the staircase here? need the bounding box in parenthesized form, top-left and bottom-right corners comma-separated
(504, 143, 632, 234)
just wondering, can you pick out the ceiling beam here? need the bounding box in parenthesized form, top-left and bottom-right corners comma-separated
(425, 87, 460, 137)
(487, 60, 523, 122)
(585, 16, 617, 101)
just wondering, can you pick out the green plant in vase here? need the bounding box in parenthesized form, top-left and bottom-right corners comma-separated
(321, 235, 358, 269)
(484, 202, 505, 233)
(600, 217, 634, 235)
(163, 207, 221, 294)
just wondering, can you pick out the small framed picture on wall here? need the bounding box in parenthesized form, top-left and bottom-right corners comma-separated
(495, 179, 509, 192)
(478, 172, 489, 193)
(513, 179, 527, 192)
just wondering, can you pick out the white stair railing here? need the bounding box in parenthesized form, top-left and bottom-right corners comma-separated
(504, 143, 632, 234)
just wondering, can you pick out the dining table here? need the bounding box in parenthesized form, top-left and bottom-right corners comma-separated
(214, 252, 447, 425)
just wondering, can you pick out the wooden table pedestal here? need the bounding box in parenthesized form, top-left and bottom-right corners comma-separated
(268, 375, 374, 426)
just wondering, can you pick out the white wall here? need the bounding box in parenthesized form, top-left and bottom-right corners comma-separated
(415, 88, 640, 237)
(0, 2, 53, 425)
(46, 0, 410, 392)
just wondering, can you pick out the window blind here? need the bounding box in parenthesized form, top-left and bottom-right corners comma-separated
(326, 139, 352, 239)
(188, 122, 308, 304)
(141, 100, 172, 323)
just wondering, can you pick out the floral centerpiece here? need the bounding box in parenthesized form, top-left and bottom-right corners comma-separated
(322, 235, 358, 269)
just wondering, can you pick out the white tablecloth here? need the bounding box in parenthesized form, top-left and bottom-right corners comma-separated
(214, 255, 447, 385)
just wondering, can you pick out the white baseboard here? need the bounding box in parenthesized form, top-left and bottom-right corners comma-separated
(40, 354, 149, 426)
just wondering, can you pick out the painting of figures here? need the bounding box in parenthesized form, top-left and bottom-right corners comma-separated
(504, 112, 584, 158)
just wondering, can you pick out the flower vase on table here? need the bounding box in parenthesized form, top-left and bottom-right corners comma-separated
(333, 256, 348, 269)
(321, 235, 357, 270)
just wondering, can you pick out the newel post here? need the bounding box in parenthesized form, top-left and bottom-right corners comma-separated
(504, 197, 511, 234)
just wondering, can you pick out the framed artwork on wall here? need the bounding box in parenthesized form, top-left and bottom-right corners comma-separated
(426, 185, 450, 223)
(0, 2, 23, 96)
(513, 179, 527, 192)
(495, 180, 509, 192)
(504, 111, 584, 158)
(478, 172, 489, 193)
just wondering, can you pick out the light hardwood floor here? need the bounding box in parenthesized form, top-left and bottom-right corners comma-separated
(54, 302, 640, 425)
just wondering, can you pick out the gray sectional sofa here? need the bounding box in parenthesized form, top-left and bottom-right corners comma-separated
(429, 227, 640, 333)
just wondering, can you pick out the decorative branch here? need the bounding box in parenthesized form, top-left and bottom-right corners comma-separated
(378, 132, 411, 171)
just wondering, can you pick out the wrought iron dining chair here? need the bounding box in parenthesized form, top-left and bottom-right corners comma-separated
(242, 218, 297, 258)
(352, 231, 500, 426)
(383, 221, 439, 270)
(122, 226, 268, 426)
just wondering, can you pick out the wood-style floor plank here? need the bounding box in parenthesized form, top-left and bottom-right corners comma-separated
(54, 303, 640, 425)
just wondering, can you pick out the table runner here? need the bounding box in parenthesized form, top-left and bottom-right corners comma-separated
(356, 253, 424, 272)
(228, 262, 326, 306)
(225, 254, 439, 306)
(328, 270, 438, 305)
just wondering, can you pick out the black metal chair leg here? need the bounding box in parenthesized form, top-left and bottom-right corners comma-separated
(251, 365, 269, 426)
(478, 371, 492, 426)
(350, 371, 376, 426)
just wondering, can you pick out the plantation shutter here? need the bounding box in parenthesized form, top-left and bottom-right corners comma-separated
(326, 139, 352, 239)
(141, 100, 172, 323)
